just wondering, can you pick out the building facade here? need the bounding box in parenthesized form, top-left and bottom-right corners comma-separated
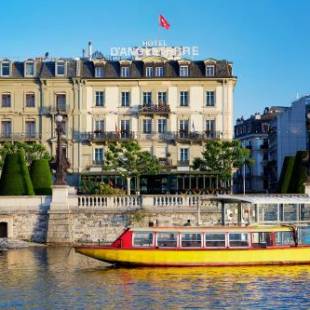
(0, 50, 236, 192)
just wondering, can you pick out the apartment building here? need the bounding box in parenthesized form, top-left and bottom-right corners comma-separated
(0, 49, 236, 192)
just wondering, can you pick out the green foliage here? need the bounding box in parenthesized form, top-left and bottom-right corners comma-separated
(0, 150, 35, 195)
(103, 141, 161, 178)
(30, 159, 52, 195)
(0, 142, 50, 169)
(288, 151, 308, 193)
(98, 183, 125, 195)
(192, 140, 253, 181)
(79, 179, 125, 195)
(278, 156, 295, 193)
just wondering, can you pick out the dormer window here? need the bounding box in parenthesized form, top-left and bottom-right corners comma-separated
(146, 67, 153, 77)
(155, 66, 164, 77)
(1, 61, 10, 77)
(121, 66, 129, 77)
(95, 66, 104, 78)
(206, 65, 215, 77)
(56, 61, 65, 76)
(179, 65, 189, 77)
(25, 61, 35, 77)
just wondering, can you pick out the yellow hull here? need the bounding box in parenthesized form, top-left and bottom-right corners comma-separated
(75, 246, 310, 267)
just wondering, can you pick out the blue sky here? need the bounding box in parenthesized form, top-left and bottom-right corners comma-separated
(1, 0, 310, 120)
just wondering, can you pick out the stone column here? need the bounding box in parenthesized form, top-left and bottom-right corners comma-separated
(47, 185, 73, 244)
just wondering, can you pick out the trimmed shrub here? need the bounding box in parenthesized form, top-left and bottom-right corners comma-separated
(288, 151, 308, 193)
(278, 156, 295, 193)
(0, 150, 34, 195)
(30, 159, 52, 195)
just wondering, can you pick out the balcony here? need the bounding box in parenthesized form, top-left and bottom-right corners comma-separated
(176, 131, 221, 143)
(0, 132, 40, 142)
(76, 131, 135, 143)
(92, 159, 104, 166)
(138, 103, 170, 115)
(177, 160, 190, 167)
(40, 105, 70, 115)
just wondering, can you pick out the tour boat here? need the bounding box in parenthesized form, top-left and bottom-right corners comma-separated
(75, 225, 310, 267)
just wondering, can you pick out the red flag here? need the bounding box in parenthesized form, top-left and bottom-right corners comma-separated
(159, 15, 170, 30)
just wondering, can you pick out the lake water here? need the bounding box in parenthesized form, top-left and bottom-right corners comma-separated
(1, 247, 310, 309)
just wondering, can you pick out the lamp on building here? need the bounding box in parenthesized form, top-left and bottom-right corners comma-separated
(54, 113, 67, 185)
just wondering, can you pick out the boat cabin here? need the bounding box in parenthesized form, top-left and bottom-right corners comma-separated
(111, 226, 310, 249)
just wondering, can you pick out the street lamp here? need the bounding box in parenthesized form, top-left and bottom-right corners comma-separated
(54, 113, 67, 185)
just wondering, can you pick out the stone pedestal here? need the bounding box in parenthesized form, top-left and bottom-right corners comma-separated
(305, 182, 310, 196)
(47, 185, 72, 244)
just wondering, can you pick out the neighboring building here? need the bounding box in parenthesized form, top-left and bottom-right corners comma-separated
(234, 107, 284, 193)
(0, 46, 236, 193)
(268, 95, 310, 191)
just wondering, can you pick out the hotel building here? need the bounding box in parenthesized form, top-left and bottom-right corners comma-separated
(0, 48, 236, 193)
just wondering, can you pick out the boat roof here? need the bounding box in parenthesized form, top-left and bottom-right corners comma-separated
(130, 225, 295, 233)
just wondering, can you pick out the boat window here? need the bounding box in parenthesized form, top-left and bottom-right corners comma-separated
(133, 232, 153, 247)
(205, 233, 226, 247)
(251, 232, 272, 247)
(275, 231, 295, 246)
(229, 233, 249, 247)
(181, 233, 202, 248)
(157, 232, 177, 248)
(299, 227, 310, 245)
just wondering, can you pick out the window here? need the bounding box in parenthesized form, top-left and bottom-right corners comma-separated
(143, 92, 152, 106)
(1, 62, 10, 76)
(1, 120, 11, 137)
(56, 94, 66, 111)
(2, 93, 11, 107)
(275, 231, 295, 246)
(179, 120, 189, 134)
(158, 92, 167, 105)
(251, 232, 272, 247)
(133, 232, 153, 247)
(206, 91, 215, 106)
(158, 119, 167, 133)
(155, 66, 164, 77)
(121, 66, 129, 77)
(95, 91, 105, 107)
(146, 67, 153, 77)
(121, 120, 130, 138)
(206, 120, 216, 138)
(180, 148, 189, 162)
(157, 232, 177, 247)
(229, 233, 249, 247)
(25, 62, 35, 76)
(94, 148, 104, 164)
(206, 65, 215, 77)
(95, 66, 104, 78)
(180, 91, 189, 106)
(95, 120, 104, 133)
(56, 61, 65, 76)
(143, 119, 152, 134)
(121, 91, 130, 107)
(25, 120, 36, 138)
(205, 233, 226, 247)
(179, 65, 189, 77)
(181, 233, 201, 247)
(25, 93, 35, 107)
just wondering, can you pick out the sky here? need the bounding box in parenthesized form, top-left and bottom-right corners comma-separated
(1, 0, 310, 120)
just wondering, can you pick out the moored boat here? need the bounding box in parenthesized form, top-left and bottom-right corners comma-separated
(75, 225, 310, 267)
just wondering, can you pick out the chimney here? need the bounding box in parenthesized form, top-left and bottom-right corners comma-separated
(88, 41, 92, 60)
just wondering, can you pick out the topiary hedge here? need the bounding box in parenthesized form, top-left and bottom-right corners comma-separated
(288, 151, 308, 193)
(278, 156, 295, 193)
(30, 159, 52, 195)
(0, 150, 34, 195)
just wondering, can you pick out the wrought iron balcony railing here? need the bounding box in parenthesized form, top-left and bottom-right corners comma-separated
(0, 132, 41, 141)
(177, 160, 190, 167)
(138, 103, 170, 115)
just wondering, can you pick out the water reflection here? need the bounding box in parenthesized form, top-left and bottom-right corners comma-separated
(1, 247, 310, 309)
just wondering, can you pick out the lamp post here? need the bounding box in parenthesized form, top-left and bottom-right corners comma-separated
(54, 113, 66, 185)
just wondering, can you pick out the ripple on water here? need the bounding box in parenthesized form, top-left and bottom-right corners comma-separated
(1, 248, 310, 309)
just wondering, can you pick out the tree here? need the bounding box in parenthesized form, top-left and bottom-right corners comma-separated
(0, 142, 50, 169)
(278, 156, 295, 193)
(30, 159, 52, 195)
(0, 150, 35, 195)
(288, 151, 308, 193)
(192, 140, 253, 192)
(103, 141, 161, 195)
